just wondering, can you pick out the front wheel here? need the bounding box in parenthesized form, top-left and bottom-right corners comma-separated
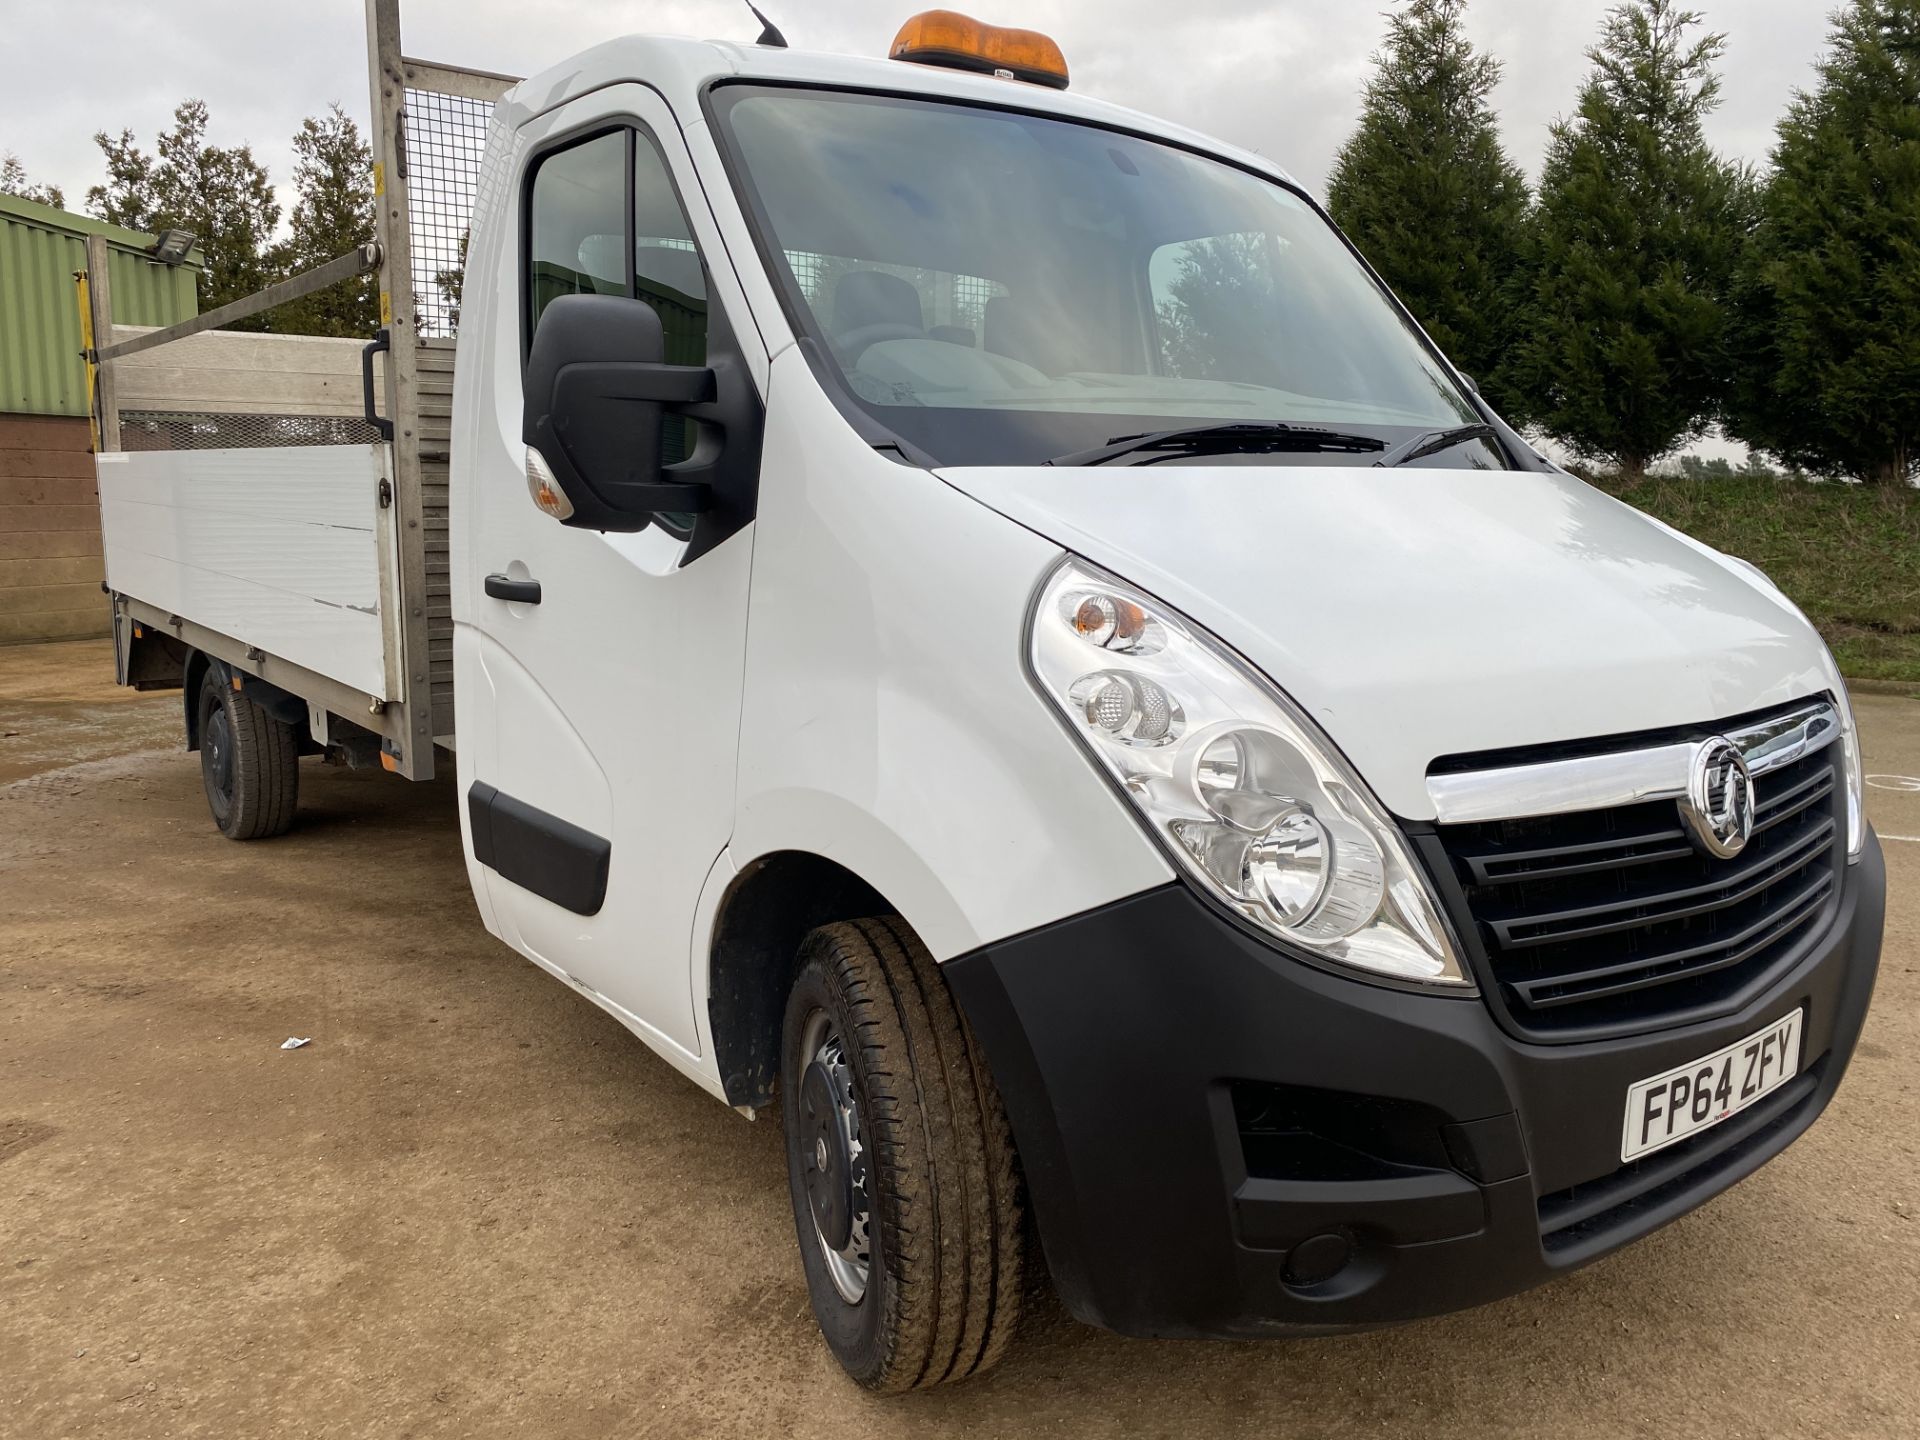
(195, 666, 299, 840)
(780, 917, 1025, 1392)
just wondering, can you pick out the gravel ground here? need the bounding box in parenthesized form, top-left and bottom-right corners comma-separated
(2, 639, 1916, 1439)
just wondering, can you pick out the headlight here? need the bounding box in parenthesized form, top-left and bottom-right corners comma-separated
(1832, 678, 1866, 861)
(1028, 559, 1470, 987)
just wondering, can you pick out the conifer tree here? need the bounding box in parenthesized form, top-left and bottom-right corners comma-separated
(1511, 1, 1745, 480)
(1727, 0, 1920, 486)
(270, 105, 379, 338)
(1327, 0, 1531, 421)
(0, 153, 66, 210)
(88, 101, 281, 327)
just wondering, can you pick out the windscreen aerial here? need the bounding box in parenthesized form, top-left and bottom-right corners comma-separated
(713, 86, 1508, 470)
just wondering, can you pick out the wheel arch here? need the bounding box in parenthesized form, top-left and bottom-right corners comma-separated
(182, 648, 221, 751)
(182, 649, 316, 755)
(706, 849, 896, 1110)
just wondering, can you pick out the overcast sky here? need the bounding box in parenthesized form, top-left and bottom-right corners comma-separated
(3, 0, 1841, 216)
(1, 0, 1842, 462)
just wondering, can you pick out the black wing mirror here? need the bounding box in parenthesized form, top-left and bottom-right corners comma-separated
(523, 294, 716, 531)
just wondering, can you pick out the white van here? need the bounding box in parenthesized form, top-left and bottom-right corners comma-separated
(98, 10, 1884, 1391)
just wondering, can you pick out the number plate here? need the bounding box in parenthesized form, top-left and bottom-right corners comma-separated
(1621, 1009, 1804, 1162)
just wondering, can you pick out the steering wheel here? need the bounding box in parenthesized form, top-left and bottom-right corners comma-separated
(830, 322, 924, 366)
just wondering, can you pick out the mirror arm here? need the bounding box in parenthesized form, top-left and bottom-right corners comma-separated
(619, 479, 712, 513)
(559, 360, 716, 407)
(636, 360, 743, 502)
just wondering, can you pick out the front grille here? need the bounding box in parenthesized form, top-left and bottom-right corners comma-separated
(1428, 723, 1844, 1040)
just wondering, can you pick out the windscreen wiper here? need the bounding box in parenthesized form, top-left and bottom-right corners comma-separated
(1043, 421, 1387, 467)
(1372, 423, 1498, 469)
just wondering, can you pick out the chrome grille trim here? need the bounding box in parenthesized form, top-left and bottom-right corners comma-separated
(1427, 701, 1838, 824)
(1425, 705, 1845, 1039)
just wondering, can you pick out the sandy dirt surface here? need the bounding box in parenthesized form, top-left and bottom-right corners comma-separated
(2, 639, 1916, 1438)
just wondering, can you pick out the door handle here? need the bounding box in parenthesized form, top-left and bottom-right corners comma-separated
(485, 573, 542, 605)
(361, 328, 393, 440)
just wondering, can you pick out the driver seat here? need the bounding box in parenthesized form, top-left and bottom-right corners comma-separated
(831, 270, 925, 344)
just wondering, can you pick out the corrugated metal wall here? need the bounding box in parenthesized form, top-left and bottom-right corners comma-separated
(0, 195, 200, 418)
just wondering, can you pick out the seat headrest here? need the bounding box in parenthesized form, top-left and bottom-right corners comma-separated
(984, 293, 1056, 372)
(635, 244, 707, 304)
(832, 270, 924, 336)
(574, 235, 626, 292)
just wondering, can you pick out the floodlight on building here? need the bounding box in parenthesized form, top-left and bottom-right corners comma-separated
(151, 229, 196, 265)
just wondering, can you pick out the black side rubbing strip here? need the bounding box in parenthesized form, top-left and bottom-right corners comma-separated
(467, 781, 611, 917)
(467, 782, 499, 868)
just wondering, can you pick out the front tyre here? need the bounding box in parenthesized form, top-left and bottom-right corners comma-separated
(195, 666, 299, 840)
(780, 917, 1025, 1392)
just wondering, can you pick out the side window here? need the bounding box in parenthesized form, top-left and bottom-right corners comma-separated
(526, 128, 711, 470)
(528, 131, 629, 336)
(632, 140, 707, 465)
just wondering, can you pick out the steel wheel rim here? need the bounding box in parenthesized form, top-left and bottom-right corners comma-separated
(798, 1008, 871, 1305)
(202, 702, 234, 820)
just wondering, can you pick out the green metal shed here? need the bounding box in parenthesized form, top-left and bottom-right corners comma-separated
(0, 193, 203, 418)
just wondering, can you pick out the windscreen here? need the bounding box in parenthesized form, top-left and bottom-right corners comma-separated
(714, 86, 1504, 469)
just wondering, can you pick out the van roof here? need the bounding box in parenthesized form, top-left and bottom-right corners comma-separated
(500, 33, 1300, 193)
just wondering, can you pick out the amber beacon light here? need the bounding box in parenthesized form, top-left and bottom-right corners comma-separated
(889, 10, 1070, 89)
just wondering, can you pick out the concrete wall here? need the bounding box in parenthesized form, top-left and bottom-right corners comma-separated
(0, 414, 106, 644)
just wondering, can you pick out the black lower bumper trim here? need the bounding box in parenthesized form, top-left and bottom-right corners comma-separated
(1537, 1062, 1823, 1256)
(944, 836, 1884, 1339)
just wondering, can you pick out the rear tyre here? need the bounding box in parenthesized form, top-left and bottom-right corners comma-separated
(196, 667, 299, 840)
(780, 916, 1025, 1393)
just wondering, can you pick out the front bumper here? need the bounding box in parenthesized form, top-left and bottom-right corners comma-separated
(944, 834, 1885, 1339)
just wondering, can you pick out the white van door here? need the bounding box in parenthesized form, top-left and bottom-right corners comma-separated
(457, 89, 762, 1055)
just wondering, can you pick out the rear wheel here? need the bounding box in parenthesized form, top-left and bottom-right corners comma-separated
(780, 916, 1025, 1392)
(196, 666, 299, 840)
